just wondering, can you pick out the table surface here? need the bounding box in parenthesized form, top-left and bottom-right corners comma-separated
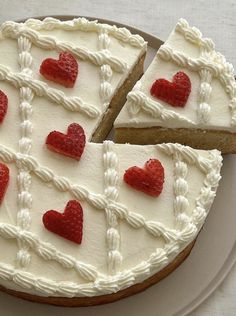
(0, 0, 236, 315)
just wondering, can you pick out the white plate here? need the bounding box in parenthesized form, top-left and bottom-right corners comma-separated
(0, 16, 235, 316)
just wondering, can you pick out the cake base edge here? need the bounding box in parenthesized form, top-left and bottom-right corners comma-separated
(115, 126, 236, 153)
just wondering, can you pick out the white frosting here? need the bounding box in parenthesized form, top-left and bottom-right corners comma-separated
(0, 17, 222, 298)
(115, 18, 236, 132)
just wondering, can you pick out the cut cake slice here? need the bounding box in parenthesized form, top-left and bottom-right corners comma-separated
(115, 18, 236, 153)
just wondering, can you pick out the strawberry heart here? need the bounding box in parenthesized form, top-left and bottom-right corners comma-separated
(0, 90, 8, 124)
(46, 123, 86, 160)
(40, 51, 78, 88)
(124, 159, 164, 197)
(150, 71, 191, 107)
(43, 200, 83, 244)
(0, 163, 9, 204)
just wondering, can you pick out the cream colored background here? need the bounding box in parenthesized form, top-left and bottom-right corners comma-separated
(0, 0, 235, 315)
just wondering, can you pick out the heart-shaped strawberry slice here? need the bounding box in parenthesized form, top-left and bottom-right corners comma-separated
(46, 123, 86, 160)
(0, 163, 9, 204)
(150, 71, 191, 107)
(0, 90, 8, 124)
(43, 200, 83, 244)
(124, 159, 164, 197)
(40, 52, 78, 88)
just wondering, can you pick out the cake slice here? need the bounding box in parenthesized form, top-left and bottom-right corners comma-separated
(0, 17, 147, 142)
(0, 141, 222, 306)
(115, 18, 236, 153)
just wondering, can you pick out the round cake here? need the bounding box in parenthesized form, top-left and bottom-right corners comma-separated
(0, 17, 222, 306)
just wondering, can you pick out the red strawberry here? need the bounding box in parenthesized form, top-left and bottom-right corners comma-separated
(124, 159, 164, 197)
(46, 123, 86, 160)
(150, 71, 191, 107)
(0, 163, 9, 204)
(40, 52, 78, 88)
(42, 200, 83, 244)
(0, 90, 8, 123)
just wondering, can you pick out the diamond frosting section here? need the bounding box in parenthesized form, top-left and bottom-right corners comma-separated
(209, 78, 232, 127)
(31, 46, 101, 100)
(118, 145, 176, 229)
(120, 221, 165, 272)
(30, 176, 108, 275)
(0, 38, 19, 72)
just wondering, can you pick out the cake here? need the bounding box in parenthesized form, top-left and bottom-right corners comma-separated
(115, 18, 236, 154)
(0, 17, 222, 307)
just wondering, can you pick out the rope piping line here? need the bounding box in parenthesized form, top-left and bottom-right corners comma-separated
(15, 36, 34, 268)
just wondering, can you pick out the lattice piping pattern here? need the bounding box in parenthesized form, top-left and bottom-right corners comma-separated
(0, 18, 222, 297)
(0, 140, 222, 296)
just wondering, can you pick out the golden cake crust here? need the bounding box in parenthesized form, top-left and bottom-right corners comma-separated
(115, 126, 236, 154)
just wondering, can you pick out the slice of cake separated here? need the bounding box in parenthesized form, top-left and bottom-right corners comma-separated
(0, 16, 223, 306)
(115, 18, 236, 153)
(0, 17, 147, 143)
